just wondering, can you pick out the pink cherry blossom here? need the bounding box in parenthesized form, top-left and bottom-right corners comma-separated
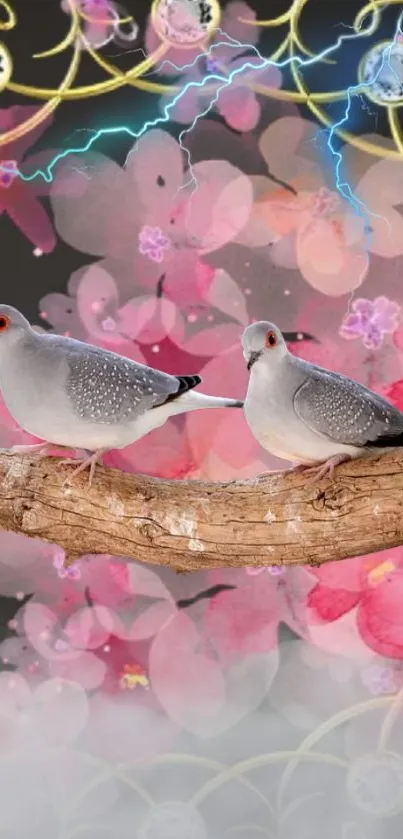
(307, 548, 403, 658)
(385, 378, 403, 410)
(202, 567, 314, 661)
(241, 116, 370, 295)
(0, 106, 56, 254)
(147, 2, 282, 132)
(50, 129, 253, 310)
(340, 296, 400, 350)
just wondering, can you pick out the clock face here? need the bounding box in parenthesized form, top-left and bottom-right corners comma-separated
(151, 0, 220, 48)
(0, 43, 12, 93)
(359, 40, 403, 105)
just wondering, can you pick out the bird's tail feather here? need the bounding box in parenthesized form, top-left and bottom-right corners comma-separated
(161, 375, 243, 410)
(173, 391, 243, 411)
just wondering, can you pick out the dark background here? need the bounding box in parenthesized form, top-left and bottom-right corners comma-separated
(1, 0, 397, 321)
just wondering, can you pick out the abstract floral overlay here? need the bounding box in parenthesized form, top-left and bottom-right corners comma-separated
(3, 21, 403, 833)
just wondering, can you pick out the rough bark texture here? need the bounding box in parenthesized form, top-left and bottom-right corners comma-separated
(0, 449, 402, 570)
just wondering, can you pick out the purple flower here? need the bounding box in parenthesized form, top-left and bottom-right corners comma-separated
(361, 664, 396, 695)
(139, 225, 171, 263)
(52, 550, 81, 580)
(339, 296, 400, 350)
(245, 565, 286, 577)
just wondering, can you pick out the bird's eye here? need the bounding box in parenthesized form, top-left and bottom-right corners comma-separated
(0, 315, 11, 332)
(265, 330, 277, 348)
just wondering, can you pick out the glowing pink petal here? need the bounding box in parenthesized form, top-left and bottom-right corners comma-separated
(161, 253, 214, 307)
(3, 182, 56, 252)
(38, 291, 83, 337)
(127, 563, 173, 600)
(182, 323, 241, 357)
(112, 419, 195, 479)
(307, 584, 361, 623)
(358, 571, 403, 658)
(127, 296, 184, 344)
(309, 556, 363, 591)
(127, 601, 175, 641)
(357, 159, 403, 257)
(50, 649, 107, 690)
(126, 129, 184, 213)
(217, 86, 260, 132)
(206, 269, 248, 325)
(186, 160, 253, 254)
(188, 408, 256, 469)
(64, 605, 113, 650)
(297, 219, 369, 295)
(149, 611, 226, 725)
(259, 116, 322, 192)
(23, 602, 79, 662)
(76, 263, 120, 340)
(85, 556, 132, 607)
(221, 1, 259, 44)
(204, 577, 282, 660)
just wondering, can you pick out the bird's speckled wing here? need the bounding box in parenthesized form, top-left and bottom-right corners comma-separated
(64, 340, 181, 424)
(293, 367, 403, 447)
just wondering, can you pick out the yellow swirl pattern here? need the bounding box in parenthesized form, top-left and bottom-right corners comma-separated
(1, 0, 403, 158)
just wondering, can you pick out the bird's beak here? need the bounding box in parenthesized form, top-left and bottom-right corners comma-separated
(247, 350, 262, 371)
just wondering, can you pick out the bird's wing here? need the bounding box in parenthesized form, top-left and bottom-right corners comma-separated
(64, 339, 196, 423)
(293, 368, 403, 448)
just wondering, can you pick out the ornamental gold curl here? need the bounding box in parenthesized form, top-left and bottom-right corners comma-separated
(2, 0, 403, 159)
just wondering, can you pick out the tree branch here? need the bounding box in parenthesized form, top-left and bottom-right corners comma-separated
(0, 449, 402, 570)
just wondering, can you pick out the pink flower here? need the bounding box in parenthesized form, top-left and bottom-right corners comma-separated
(50, 128, 253, 309)
(385, 378, 403, 410)
(177, 279, 318, 475)
(307, 549, 403, 659)
(147, 2, 281, 132)
(244, 116, 403, 295)
(0, 106, 56, 253)
(340, 296, 400, 349)
(202, 567, 314, 661)
(139, 225, 171, 262)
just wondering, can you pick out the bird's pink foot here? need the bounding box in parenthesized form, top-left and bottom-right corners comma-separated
(62, 450, 105, 488)
(303, 453, 352, 484)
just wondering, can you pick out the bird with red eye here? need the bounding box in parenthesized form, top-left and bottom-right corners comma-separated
(265, 330, 277, 349)
(0, 315, 11, 332)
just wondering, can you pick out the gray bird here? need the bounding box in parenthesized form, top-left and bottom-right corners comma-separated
(242, 320, 403, 480)
(0, 305, 243, 484)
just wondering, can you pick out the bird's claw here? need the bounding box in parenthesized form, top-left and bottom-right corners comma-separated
(300, 454, 352, 485)
(62, 451, 104, 488)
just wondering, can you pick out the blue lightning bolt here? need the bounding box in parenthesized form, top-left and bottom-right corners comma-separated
(327, 12, 403, 230)
(1, 13, 377, 186)
(0, 8, 397, 232)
